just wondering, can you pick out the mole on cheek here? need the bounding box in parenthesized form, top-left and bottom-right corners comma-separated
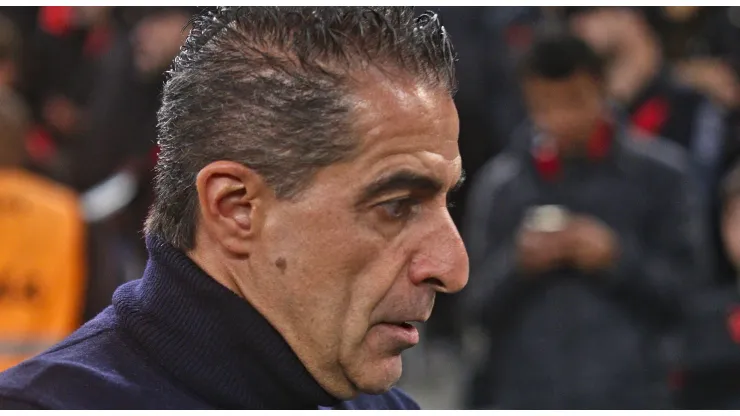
(275, 257, 287, 273)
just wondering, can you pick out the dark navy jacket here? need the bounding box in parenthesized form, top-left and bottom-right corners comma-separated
(0, 235, 419, 410)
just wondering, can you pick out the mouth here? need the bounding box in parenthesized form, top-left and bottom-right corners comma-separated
(395, 321, 416, 330)
(384, 319, 424, 329)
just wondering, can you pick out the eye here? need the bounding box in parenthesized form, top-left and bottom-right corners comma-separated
(377, 197, 420, 221)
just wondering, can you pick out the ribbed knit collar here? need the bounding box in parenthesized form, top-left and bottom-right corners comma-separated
(112, 234, 340, 409)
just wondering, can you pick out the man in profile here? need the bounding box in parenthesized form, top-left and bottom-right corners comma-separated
(0, 7, 468, 410)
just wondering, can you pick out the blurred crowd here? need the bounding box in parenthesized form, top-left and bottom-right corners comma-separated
(2, 5, 740, 409)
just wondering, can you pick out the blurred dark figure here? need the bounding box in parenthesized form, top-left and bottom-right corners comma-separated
(461, 33, 707, 409)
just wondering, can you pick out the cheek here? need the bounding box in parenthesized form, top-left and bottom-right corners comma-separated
(344, 245, 410, 321)
(338, 238, 411, 329)
(264, 206, 400, 324)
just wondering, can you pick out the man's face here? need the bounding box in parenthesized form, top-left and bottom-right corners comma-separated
(523, 72, 604, 152)
(251, 76, 468, 396)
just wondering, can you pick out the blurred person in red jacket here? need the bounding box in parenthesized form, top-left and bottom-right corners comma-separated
(461, 32, 707, 409)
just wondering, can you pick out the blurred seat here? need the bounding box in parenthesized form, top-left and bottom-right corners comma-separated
(0, 168, 85, 371)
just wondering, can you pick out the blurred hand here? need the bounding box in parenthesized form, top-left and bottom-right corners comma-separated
(564, 215, 618, 272)
(516, 229, 568, 274)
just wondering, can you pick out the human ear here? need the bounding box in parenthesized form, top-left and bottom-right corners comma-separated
(195, 160, 270, 257)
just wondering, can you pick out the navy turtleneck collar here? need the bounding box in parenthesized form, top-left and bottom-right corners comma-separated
(111, 234, 340, 409)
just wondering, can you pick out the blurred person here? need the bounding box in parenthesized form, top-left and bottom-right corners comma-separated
(461, 33, 707, 409)
(0, 7, 468, 410)
(0, 88, 86, 372)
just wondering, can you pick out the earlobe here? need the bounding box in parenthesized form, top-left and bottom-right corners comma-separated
(195, 161, 268, 257)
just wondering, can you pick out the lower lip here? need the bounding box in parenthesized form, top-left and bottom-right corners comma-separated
(375, 323, 420, 346)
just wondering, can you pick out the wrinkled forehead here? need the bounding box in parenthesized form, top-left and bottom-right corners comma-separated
(347, 71, 460, 165)
(294, 73, 461, 205)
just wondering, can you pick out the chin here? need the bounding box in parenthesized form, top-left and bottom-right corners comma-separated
(347, 354, 403, 395)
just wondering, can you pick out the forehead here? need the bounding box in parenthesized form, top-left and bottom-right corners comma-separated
(345, 73, 461, 179)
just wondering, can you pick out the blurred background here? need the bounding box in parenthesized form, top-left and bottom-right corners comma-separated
(2, 5, 740, 409)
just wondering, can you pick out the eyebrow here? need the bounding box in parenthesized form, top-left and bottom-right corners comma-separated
(358, 169, 465, 206)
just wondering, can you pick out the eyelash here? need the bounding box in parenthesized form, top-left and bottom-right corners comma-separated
(377, 195, 456, 222)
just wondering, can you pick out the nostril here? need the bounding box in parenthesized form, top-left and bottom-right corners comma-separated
(422, 277, 445, 290)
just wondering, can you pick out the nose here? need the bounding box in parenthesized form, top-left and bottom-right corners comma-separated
(408, 211, 469, 294)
